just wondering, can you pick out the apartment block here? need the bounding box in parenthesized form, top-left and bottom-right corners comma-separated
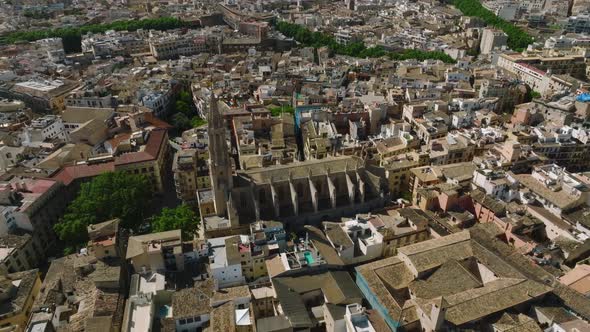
(173, 147, 211, 206)
(480, 28, 508, 54)
(0, 269, 41, 331)
(126, 230, 185, 273)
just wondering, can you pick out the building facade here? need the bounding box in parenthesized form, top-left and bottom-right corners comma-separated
(480, 28, 508, 54)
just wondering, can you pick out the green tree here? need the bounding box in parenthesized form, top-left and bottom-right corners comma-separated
(152, 204, 200, 239)
(191, 116, 207, 128)
(526, 89, 542, 101)
(400, 191, 412, 202)
(172, 113, 191, 130)
(23, 10, 50, 19)
(175, 100, 191, 116)
(466, 48, 480, 57)
(179, 90, 192, 104)
(275, 21, 456, 63)
(269, 105, 295, 117)
(54, 172, 153, 248)
(452, 0, 533, 51)
(1, 17, 187, 53)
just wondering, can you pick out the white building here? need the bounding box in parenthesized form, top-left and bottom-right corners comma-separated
(451, 111, 474, 129)
(138, 81, 178, 118)
(0, 99, 25, 113)
(36, 38, 65, 63)
(490, 3, 519, 21)
(547, 319, 590, 332)
(0, 146, 25, 172)
(445, 69, 471, 83)
(564, 14, 590, 34)
(517, 0, 545, 12)
(0, 206, 19, 236)
(450, 98, 498, 112)
(480, 29, 508, 54)
(148, 31, 210, 60)
(513, 62, 546, 92)
(0, 180, 61, 236)
(325, 303, 376, 332)
(123, 272, 167, 332)
(334, 29, 359, 45)
(66, 93, 114, 108)
(82, 30, 148, 58)
(545, 36, 575, 50)
(472, 169, 519, 202)
(516, 164, 590, 218)
(21, 115, 67, 147)
(207, 236, 247, 289)
(324, 216, 384, 265)
(344, 304, 376, 332)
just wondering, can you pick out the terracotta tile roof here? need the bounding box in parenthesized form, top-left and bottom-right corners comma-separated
(114, 128, 167, 166)
(50, 128, 168, 185)
(560, 264, 590, 295)
(107, 133, 131, 151)
(144, 112, 174, 129)
(51, 162, 115, 186)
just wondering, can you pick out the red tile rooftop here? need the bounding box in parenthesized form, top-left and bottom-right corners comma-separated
(144, 112, 174, 130)
(0, 178, 58, 194)
(52, 128, 168, 185)
(114, 128, 167, 166)
(107, 133, 131, 151)
(51, 162, 116, 186)
(516, 63, 546, 76)
(93, 236, 115, 247)
(239, 243, 250, 253)
(368, 215, 385, 228)
(22, 178, 57, 194)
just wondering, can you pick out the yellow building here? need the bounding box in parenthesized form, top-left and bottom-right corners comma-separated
(173, 147, 211, 206)
(376, 135, 419, 164)
(12, 80, 77, 112)
(197, 189, 216, 220)
(195, 148, 210, 188)
(409, 165, 445, 204)
(225, 236, 269, 283)
(240, 249, 268, 282)
(409, 162, 477, 207)
(87, 219, 122, 260)
(114, 128, 170, 192)
(383, 151, 429, 198)
(126, 230, 184, 273)
(0, 269, 42, 332)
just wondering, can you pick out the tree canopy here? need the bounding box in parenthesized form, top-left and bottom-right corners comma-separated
(452, 0, 533, 51)
(172, 113, 192, 131)
(175, 100, 191, 116)
(1, 17, 188, 53)
(191, 116, 207, 128)
(275, 21, 456, 64)
(152, 204, 200, 239)
(269, 105, 295, 117)
(54, 171, 153, 249)
(169, 89, 205, 131)
(178, 90, 192, 104)
(526, 89, 542, 101)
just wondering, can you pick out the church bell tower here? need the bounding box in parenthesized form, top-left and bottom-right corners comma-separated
(207, 95, 233, 217)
